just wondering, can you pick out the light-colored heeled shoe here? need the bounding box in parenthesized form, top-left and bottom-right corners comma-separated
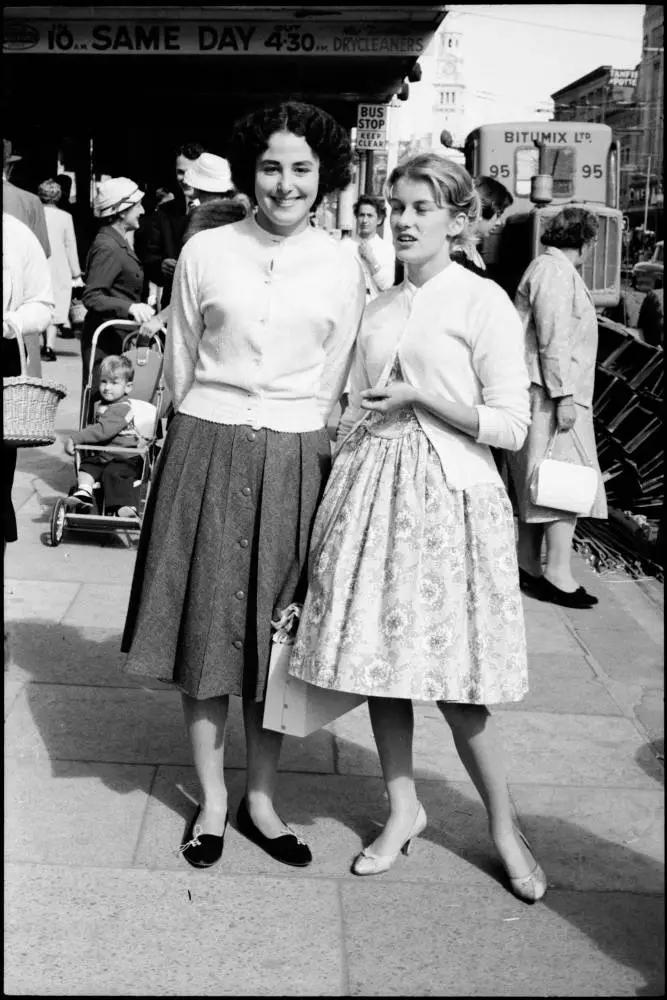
(352, 803, 427, 876)
(505, 828, 547, 903)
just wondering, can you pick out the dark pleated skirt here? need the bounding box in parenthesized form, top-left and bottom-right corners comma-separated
(121, 413, 332, 701)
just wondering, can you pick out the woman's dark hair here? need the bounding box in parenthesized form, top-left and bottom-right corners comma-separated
(475, 176, 514, 221)
(226, 101, 352, 208)
(353, 194, 386, 222)
(541, 206, 599, 250)
(176, 142, 206, 161)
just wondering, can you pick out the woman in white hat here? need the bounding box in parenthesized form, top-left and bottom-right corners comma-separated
(80, 177, 155, 402)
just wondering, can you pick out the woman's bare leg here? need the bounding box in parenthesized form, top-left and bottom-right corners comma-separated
(516, 521, 544, 577)
(437, 702, 536, 877)
(365, 696, 420, 854)
(242, 698, 289, 838)
(543, 518, 579, 591)
(181, 693, 229, 834)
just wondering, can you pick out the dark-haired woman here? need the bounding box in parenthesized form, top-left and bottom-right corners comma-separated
(121, 102, 366, 869)
(506, 207, 607, 608)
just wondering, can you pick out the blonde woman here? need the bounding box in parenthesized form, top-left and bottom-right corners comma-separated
(290, 154, 547, 903)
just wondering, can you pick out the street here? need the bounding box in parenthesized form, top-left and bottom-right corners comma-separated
(4, 332, 664, 996)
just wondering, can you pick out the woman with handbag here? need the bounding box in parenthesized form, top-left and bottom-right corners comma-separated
(505, 207, 608, 609)
(3, 212, 55, 549)
(120, 102, 365, 870)
(290, 154, 547, 903)
(80, 178, 155, 403)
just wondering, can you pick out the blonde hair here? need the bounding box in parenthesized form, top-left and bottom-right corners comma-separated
(386, 153, 480, 256)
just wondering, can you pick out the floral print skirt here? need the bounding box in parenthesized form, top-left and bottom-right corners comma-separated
(289, 406, 529, 704)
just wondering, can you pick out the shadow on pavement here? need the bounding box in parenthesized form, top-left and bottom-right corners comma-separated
(5, 617, 665, 997)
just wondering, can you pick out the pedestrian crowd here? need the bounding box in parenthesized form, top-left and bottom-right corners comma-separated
(4, 101, 622, 904)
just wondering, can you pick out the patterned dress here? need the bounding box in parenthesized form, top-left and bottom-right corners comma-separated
(289, 362, 529, 704)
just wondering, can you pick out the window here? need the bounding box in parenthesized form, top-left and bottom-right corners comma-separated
(542, 147, 575, 197)
(515, 148, 539, 196)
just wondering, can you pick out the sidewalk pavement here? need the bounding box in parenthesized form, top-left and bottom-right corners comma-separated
(4, 334, 665, 997)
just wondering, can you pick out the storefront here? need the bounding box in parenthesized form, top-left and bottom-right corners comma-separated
(3, 4, 444, 247)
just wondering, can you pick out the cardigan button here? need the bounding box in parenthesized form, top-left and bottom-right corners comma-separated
(235, 590, 245, 600)
(241, 486, 251, 497)
(233, 639, 242, 650)
(239, 538, 249, 549)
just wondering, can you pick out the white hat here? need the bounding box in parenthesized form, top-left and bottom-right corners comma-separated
(183, 153, 233, 193)
(94, 177, 144, 218)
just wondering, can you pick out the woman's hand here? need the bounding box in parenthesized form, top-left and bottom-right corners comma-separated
(128, 303, 155, 324)
(360, 381, 418, 414)
(139, 315, 166, 338)
(64, 437, 76, 456)
(555, 396, 577, 431)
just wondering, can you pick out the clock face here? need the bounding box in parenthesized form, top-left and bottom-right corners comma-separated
(441, 57, 457, 75)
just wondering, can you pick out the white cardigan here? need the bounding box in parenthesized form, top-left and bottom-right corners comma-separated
(167, 215, 366, 432)
(338, 263, 531, 490)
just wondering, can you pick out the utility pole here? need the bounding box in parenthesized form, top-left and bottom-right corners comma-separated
(643, 153, 652, 234)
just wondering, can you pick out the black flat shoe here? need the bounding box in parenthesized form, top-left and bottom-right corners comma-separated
(42, 347, 57, 362)
(518, 569, 543, 594)
(236, 797, 312, 868)
(176, 805, 228, 869)
(538, 577, 597, 609)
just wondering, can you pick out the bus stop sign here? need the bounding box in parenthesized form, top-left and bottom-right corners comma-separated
(356, 104, 388, 150)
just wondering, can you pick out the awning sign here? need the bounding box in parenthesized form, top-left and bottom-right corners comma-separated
(3, 19, 430, 56)
(356, 104, 389, 150)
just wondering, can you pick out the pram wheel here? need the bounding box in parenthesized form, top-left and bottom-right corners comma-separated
(50, 498, 67, 546)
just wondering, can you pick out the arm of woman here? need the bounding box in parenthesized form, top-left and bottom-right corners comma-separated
(164, 246, 204, 409)
(316, 259, 366, 426)
(527, 258, 575, 400)
(64, 213, 82, 280)
(361, 285, 531, 452)
(3, 224, 54, 338)
(82, 243, 132, 317)
(336, 336, 372, 445)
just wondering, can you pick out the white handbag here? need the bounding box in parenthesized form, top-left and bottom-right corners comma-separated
(530, 427, 599, 515)
(263, 604, 365, 737)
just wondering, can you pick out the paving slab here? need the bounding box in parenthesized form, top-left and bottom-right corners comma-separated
(502, 652, 623, 715)
(4, 676, 25, 720)
(341, 882, 665, 997)
(5, 543, 136, 583)
(62, 583, 135, 630)
(575, 578, 664, 647)
(4, 623, 164, 689)
(509, 784, 664, 893)
(521, 598, 583, 654)
(495, 711, 664, 788)
(4, 684, 335, 774)
(4, 758, 154, 867)
(4, 580, 82, 624)
(568, 626, 664, 685)
(332, 705, 662, 788)
(4, 864, 344, 996)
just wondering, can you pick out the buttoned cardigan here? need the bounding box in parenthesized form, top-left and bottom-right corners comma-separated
(167, 215, 366, 432)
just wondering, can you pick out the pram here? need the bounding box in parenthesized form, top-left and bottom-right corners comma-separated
(50, 320, 167, 546)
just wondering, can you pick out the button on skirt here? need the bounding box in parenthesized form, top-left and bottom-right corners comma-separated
(121, 413, 332, 700)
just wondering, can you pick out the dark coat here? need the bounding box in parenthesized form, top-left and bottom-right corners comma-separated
(80, 225, 145, 395)
(2, 180, 51, 257)
(135, 192, 189, 306)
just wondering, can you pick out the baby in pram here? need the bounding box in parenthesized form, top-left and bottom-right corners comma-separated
(65, 354, 149, 518)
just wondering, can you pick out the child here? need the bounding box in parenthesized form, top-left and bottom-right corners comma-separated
(65, 354, 149, 518)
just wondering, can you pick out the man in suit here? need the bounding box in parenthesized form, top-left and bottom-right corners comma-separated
(2, 139, 51, 258)
(135, 142, 205, 308)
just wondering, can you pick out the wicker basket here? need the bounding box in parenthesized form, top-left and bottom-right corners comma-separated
(3, 327, 67, 447)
